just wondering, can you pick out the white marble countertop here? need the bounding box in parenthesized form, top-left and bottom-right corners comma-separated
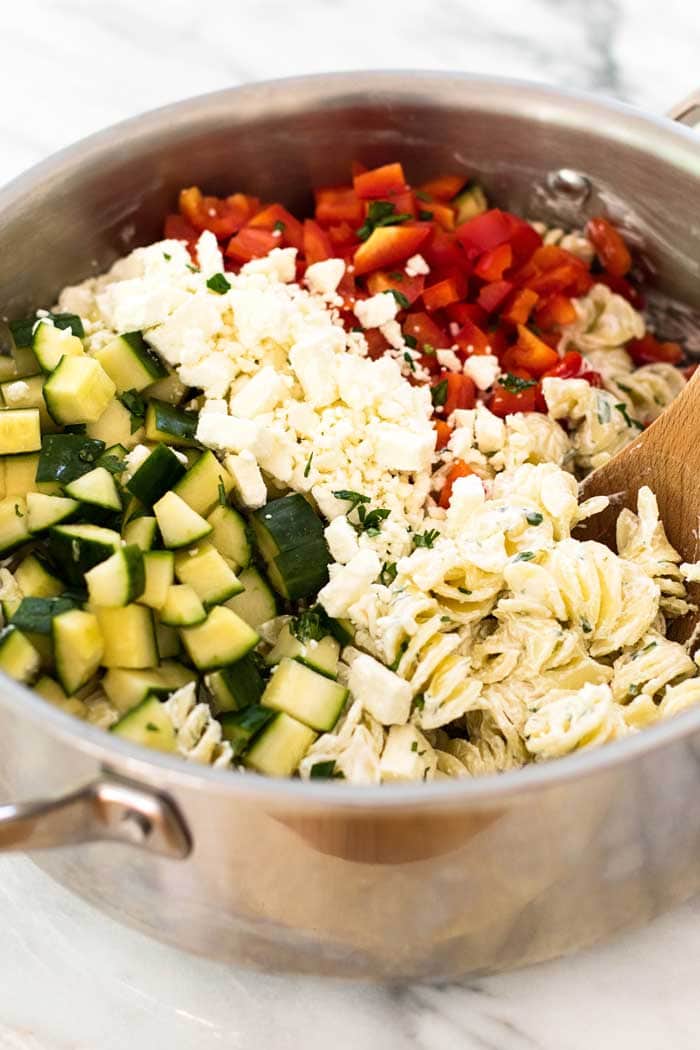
(2, 0, 700, 1046)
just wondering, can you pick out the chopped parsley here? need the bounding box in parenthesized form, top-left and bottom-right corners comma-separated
(356, 200, 412, 241)
(385, 288, 410, 310)
(458, 586, 472, 595)
(186, 263, 199, 273)
(290, 607, 329, 644)
(118, 389, 147, 434)
(390, 639, 408, 671)
(403, 352, 416, 372)
(309, 760, 340, 779)
(500, 373, 537, 393)
(206, 272, 231, 294)
(217, 478, 227, 507)
(526, 511, 544, 526)
(388, 270, 404, 282)
(423, 343, 435, 356)
(411, 741, 418, 752)
(413, 529, 440, 549)
(332, 490, 389, 537)
(332, 489, 370, 510)
(581, 618, 592, 634)
(418, 209, 434, 221)
(514, 550, 535, 562)
(615, 402, 644, 431)
(431, 379, 448, 407)
(304, 452, 313, 478)
(14, 503, 23, 518)
(380, 561, 398, 586)
(146, 723, 159, 733)
(273, 219, 286, 233)
(415, 190, 432, 202)
(163, 252, 172, 261)
(403, 332, 418, 349)
(412, 693, 425, 711)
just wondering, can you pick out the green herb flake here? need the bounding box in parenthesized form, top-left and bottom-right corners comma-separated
(514, 551, 535, 562)
(403, 352, 416, 372)
(627, 682, 643, 700)
(413, 529, 440, 549)
(119, 389, 147, 434)
(291, 607, 329, 644)
(380, 561, 398, 587)
(217, 478, 227, 507)
(304, 452, 313, 478)
(186, 263, 199, 273)
(415, 190, 432, 203)
(581, 618, 592, 634)
(413, 693, 425, 711)
(359, 506, 390, 537)
(423, 343, 436, 356)
(615, 402, 644, 431)
(431, 379, 448, 408)
(309, 760, 337, 779)
(390, 640, 408, 672)
(418, 209, 434, 221)
(411, 741, 418, 752)
(385, 288, 410, 310)
(146, 722, 159, 733)
(596, 394, 612, 425)
(14, 503, 23, 518)
(163, 252, 172, 261)
(526, 511, 544, 526)
(206, 272, 231, 295)
(356, 200, 412, 241)
(273, 220, 286, 234)
(332, 489, 370, 510)
(500, 373, 537, 394)
(388, 271, 404, 282)
(458, 586, 472, 595)
(403, 332, 418, 349)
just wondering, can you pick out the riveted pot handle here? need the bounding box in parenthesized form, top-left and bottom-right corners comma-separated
(667, 91, 700, 128)
(0, 775, 190, 858)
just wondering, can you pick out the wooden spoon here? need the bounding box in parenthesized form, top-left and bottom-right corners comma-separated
(576, 368, 700, 640)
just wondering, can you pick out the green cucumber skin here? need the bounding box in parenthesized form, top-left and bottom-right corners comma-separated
(36, 435, 106, 485)
(10, 313, 84, 348)
(218, 705, 275, 756)
(270, 539, 331, 601)
(147, 400, 198, 441)
(122, 332, 168, 380)
(214, 655, 265, 711)
(252, 494, 325, 554)
(127, 444, 187, 505)
(10, 596, 78, 635)
(47, 526, 120, 587)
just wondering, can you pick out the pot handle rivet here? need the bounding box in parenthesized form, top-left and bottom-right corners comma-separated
(0, 775, 190, 858)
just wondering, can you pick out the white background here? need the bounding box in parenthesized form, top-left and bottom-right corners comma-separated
(2, 1, 700, 1047)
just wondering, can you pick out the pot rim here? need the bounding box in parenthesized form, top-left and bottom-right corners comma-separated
(2, 70, 700, 810)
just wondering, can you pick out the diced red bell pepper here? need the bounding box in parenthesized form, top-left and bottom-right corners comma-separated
(416, 199, 455, 231)
(403, 310, 449, 351)
(439, 460, 476, 508)
(363, 327, 391, 360)
(487, 326, 511, 358)
(474, 243, 513, 282)
(225, 227, 279, 263)
(422, 228, 467, 272)
(443, 372, 476, 416)
(454, 318, 492, 356)
(627, 334, 683, 366)
(526, 261, 591, 297)
(534, 292, 577, 330)
(248, 203, 304, 251)
(434, 420, 452, 450)
(315, 186, 365, 226)
(456, 209, 514, 255)
(354, 162, 407, 200)
(164, 213, 199, 248)
(586, 217, 632, 277)
(418, 174, 467, 201)
(596, 273, 645, 309)
(489, 372, 539, 417)
(501, 288, 539, 326)
(507, 325, 560, 376)
(478, 280, 514, 313)
(542, 350, 602, 387)
(422, 276, 465, 312)
(353, 224, 430, 276)
(367, 270, 425, 305)
(303, 219, 334, 264)
(504, 216, 543, 262)
(179, 187, 254, 239)
(387, 189, 417, 219)
(445, 302, 486, 328)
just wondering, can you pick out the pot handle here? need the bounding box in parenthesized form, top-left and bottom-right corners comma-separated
(667, 90, 700, 128)
(0, 775, 190, 858)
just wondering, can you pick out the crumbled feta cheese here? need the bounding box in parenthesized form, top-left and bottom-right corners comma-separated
(224, 450, 267, 509)
(2, 381, 30, 403)
(318, 550, 381, 617)
(196, 413, 259, 452)
(405, 254, 430, 277)
(196, 231, 224, 277)
(354, 293, 398, 329)
(304, 258, 345, 297)
(380, 320, 405, 350)
(347, 653, 412, 725)
(229, 366, 291, 418)
(463, 354, 501, 390)
(324, 516, 360, 564)
(123, 443, 151, 480)
(242, 247, 297, 283)
(436, 348, 462, 372)
(367, 421, 435, 473)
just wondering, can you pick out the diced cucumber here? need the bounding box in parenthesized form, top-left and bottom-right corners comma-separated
(174, 543, 243, 607)
(110, 694, 176, 753)
(96, 604, 158, 669)
(14, 554, 63, 598)
(85, 545, 145, 607)
(10, 596, 78, 634)
(53, 609, 104, 694)
(86, 397, 142, 448)
(159, 584, 206, 627)
(65, 466, 122, 511)
(0, 496, 31, 553)
(143, 370, 188, 405)
(139, 550, 174, 609)
(26, 630, 54, 672)
(122, 514, 158, 551)
(34, 675, 67, 704)
(44, 355, 116, 425)
(206, 504, 250, 569)
(261, 657, 347, 731)
(25, 312, 84, 341)
(206, 654, 265, 713)
(36, 434, 105, 485)
(158, 660, 196, 690)
(126, 444, 186, 505)
(173, 450, 234, 517)
(47, 523, 121, 585)
(1, 374, 58, 432)
(32, 321, 84, 372)
(155, 621, 181, 659)
(102, 663, 193, 713)
(98, 443, 128, 467)
(180, 605, 259, 671)
(225, 566, 277, 629)
(2, 453, 37, 497)
(0, 625, 40, 684)
(218, 704, 275, 756)
(153, 491, 212, 548)
(265, 622, 340, 679)
(251, 493, 325, 560)
(243, 711, 317, 777)
(26, 492, 79, 534)
(145, 399, 198, 447)
(453, 182, 488, 224)
(94, 332, 167, 393)
(13, 346, 42, 378)
(265, 537, 331, 601)
(0, 408, 41, 454)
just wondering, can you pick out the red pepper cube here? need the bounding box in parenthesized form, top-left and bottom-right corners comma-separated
(354, 162, 408, 200)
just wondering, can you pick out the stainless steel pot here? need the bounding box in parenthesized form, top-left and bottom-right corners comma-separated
(1, 73, 700, 981)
